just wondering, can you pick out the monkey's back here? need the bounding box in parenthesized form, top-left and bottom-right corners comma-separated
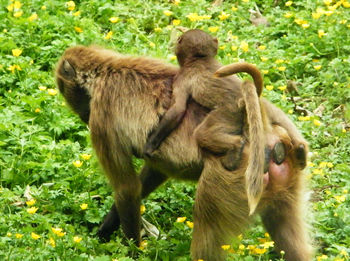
(178, 59, 243, 111)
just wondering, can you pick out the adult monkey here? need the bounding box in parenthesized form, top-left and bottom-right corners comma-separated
(56, 46, 312, 261)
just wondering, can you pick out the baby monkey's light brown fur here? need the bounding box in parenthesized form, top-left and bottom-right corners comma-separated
(144, 29, 266, 213)
(56, 44, 312, 261)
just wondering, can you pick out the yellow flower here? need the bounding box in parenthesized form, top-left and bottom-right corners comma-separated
(109, 17, 119, 23)
(277, 66, 286, 71)
(13, 1, 21, 9)
(294, 19, 307, 25)
(48, 237, 56, 247)
(288, 109, 293, 114)
(72, 10, 80, 16)
(254, 248, 267, 254)
(15, 233, 23, 239)
(261, 241, 274, 248)
(172, 19, 181, 26)
(74, 27, 83, 33)
(8, 64, 22, 73)
(221, 245, 230, 250)
(231, 45, 238, 51)
(313, 119, 322, 126)
(149, 42, 155, 48)
(73, 236, 82, 243)
(139, 240, 148, 250)
(314, 65, 322, 70)
(174, 0, 180, 5)
(285, 1, 293, 6)
(31, 232, 41, 240)
(66, 1, 75, 11)
(7, 232, 12, 237)
(186, 13, 199, 22)
(264, 232, 270, 238)
(319, 162, 328, 168)
(312, 168, 323, 175)
(262, 70, 269, 74)
(14, 11, 23, 18)
(266, 85, 274, 91)
(41, 5, 46, 10)
(232, 6, 238, 11)
(343, 1, 350, 7)
(12, 49, 22, 57)
(39, 86, 47, 91)
(318, 30, 326, 38)
(278, 85, 287, 91)
(80, 203, 88, 210)
(301, 23, 310, 29)
(81, 154, 91, 160)
(154, 27, 162, 32)
(27, 207, 38, 214)
(176, 217, 186, 223)
(51, 227, 62, 235)
(242, 0, 249, 2)
(317, 255, 329, 261)
(261, 56, 268, 62)
(340, 250, 349, 256)
(7, 4, 14, 12)
(334, 195, 346, 203)
(325, 190, 331, 195)
(163, 10, 173, 16)
(26, 199, 36, 206)
(327, 162, 334, 168)
(240, 41, 249, 52)
(35, 108, 40, 113)
(219, 45, 226, 50)
(218, 11, 230, 21)
(312, 12, 322, 19)
(104, 31, 113, 40)
(208, 26, 219, 33)
(169, 55, 177, 61)
(239, 244, 245, 250)
(73, 160, 83, 167)
(258, 45, 266, 51)
(186, 221, 194, 228)
(28, 13, 38, 21)
(140, 205, 146, 215)
(47, 88, 58, 96)
(323, 0, 332, 5)
(298, 115, 310, 121)
(284, 12, 293, 18)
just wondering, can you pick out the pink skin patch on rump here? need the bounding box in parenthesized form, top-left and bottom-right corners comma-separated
(264, 133, 290, 187)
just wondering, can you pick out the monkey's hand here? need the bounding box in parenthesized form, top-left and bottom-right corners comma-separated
(143, 140, 158, 158)
(292, 143, 307, 170)
(221, 140, 245, 171)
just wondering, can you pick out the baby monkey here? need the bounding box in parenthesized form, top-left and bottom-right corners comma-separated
(144, 29, 267, 212)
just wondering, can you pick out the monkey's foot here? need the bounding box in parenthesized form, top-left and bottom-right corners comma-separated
(221, 141, 245, 171)
(97, 205, 120, 242)
(294, 143, 307, 169)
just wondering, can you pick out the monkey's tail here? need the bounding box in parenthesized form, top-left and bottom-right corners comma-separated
(241, 80, 265, 215)
(214, 63, 265, 215)
(214, 62, 263, 96)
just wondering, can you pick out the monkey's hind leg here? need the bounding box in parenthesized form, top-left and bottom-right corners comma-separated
(191, 157, 250, 261)
(97, 165, 168, 242)
(261, 182, 313, 261)
(194, 108, 244, 171)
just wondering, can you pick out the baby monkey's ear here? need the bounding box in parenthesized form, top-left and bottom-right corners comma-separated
(62, 59, 76, 79)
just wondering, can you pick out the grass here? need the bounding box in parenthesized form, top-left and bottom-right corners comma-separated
(0, 0, 349, 260)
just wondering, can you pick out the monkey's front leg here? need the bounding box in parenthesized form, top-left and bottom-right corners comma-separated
(97, 165, 168, 242)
